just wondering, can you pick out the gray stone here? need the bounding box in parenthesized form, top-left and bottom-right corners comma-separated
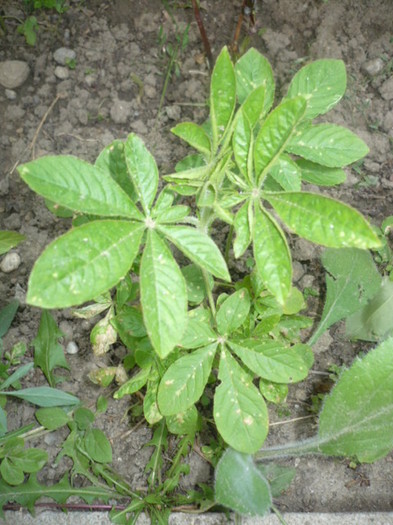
(165, 105, 181, 121)
(110, 99, 132, 124)
(131, 119, 148, 134)
(0, 60, 30, 89)
(379, 76, 393, 101)
(53, 47, 76, 66)
(5, 89, 16, 100)
(0, 252, 21, 273)
(361, 57, 384, 76)
(54, 66, 69, 80)
(66, 341, 79, 354)
(3, 213, 21, 230)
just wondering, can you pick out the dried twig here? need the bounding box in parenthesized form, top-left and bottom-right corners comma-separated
(191, 0, 213, 70)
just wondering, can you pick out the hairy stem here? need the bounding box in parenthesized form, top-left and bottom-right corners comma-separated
(254, 436, 321, 461)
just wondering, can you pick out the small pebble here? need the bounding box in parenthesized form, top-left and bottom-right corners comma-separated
(0, 252, 21, 273)
(165, 105, 181, 121)
(0, 60, 30, 89)
(54, 66, 69, 80)
(53, 47, 76, 66)
(361, 58, 384, 76)
(66, 341, 79, 354)
(5, 89, 17, 100)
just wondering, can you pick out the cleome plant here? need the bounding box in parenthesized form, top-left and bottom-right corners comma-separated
(13, 47, 393, 520)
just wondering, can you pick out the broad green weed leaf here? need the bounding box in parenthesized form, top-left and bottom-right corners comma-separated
(310, 248, 382, 344)
(158, 224, 230, 281)
(84, 428, 112, 463)
(265, 192, 381, 249)
(35, 407, 69, 430)
(152, 188, 174, 215)
(171, 123, 211, 158)
(0, 231, 25, 256)
(241, 85, 265, 128)
(33, 311, 70, 387)
(233, 201, 251, 258)
(140, 230, 187, 358)
(214, 348, 268, 453)
(210, 47, 236, 149)
(73, 407, 95, 430)
(0, 300, 19, 339)
(283, 286, 306, 315)
(229, 340, 313, 383)
(166, 405, 199, 436)
(27, 221, 145, 308)
(124, 133, 158, 214)
(0, 362, 33, 391)
(268, 155, 302, 191)
(296, 158, 346, 186)
(235, 48, 274, 114)
(216, 288, 250, 335)
(1, 458, 24, 486)
(318, 337, 393, 462)
(3, 387, 79, 407)
(114, 366, 151, 399)
(286, 59, 346, 120)
(346, 278, 393, 342)
(287, 124, 369, 167)
(233, 110, 252, 180)
(111, 305, 147, 349)
(215, 448, 272, 516)
(253, 205, 292, 305)
(157, 343, 217, 416)
(179, 309, 217, 349)
(95, 140, 138, 203)
(255, 97, 306, 183)
(18, 156, 140, 219)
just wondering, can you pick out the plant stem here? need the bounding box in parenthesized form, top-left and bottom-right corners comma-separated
(191, 0, 213, 69)
(254, 436, 321, 461)
(224, 224, 234, 266)
(272, 504, 288, 525)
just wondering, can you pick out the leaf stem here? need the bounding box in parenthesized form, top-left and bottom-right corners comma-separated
(254, 436, 321, 461)
(272, 504, 289, 525)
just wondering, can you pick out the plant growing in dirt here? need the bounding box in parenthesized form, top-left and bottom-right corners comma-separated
(13, 47, 393, 519)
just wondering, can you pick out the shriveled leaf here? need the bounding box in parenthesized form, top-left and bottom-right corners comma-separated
(265, 192, 382, 249)
(287, 124, 369, 167)
(296, 158, 346, 186)
(0, 231, 25, 256)
(286, 59, 346, 119)
(171, 123, 211, 157)
(253, 205, 292, 305)
(140, 230, 187, 358)
(233, 201, 252, 258)
(27, 221, 144, 309)
(158, 224, 230, 281)
(158, 343, 217, 416)
(311, 248, 382, 344)
(210, 47, 236, 149)
(229, 340, 313, 383)
(216, 288, 250, 336)
(235, 48, 274, 114)
(254, 97, 306, 183)
(318, 337, 393, 462)
(18, 156, 140, 219)
(214, 348, 268, 453)
(346, 278, 393, 342)
(33, 311, 69, 387)
(124, 133, 158, 214)
(215, 448, 272, 516)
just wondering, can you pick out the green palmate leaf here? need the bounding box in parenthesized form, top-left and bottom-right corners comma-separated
(179, 308, 217, 349)
(140, 230, 187, 358)
(171, 123, 211, 158)
(111, 305, 146, 349)
(286, 59, 346, 120)
(114, 365, 151, 399)
(216, 288, 250, 335)
(0, 300, 19, 339)
(235, 48, 274, 115)
(74, 407, 95, 430)
(296, 159, 346, 186)
(255, 97, 306, 183)
(124, 133, 158, 214)
(233, 110, 252, 181)
(310, 248, 382, 344)
(95, 140, 138, 202)
(233, 201, 252, 258)
(181, 264, 213, 305)
(241, 85, 266, 128)
(33, 311, 70, 387)
(154, 205, 190, 224)
(158, 225, 230, 281)
(166, 405, 199, 436)
(84, 428, 112, 463)
(18, 156, 140, 219)
(229, 340, 313, 383)
(152, 188, 174, 215)
(318, 337, 393, 462)
(164, 162, 212, 184)
(287, 124, 369, 167)
(157, 343, 217, 416)
(3, 387, 79, 407)
(0, 473, 114, 517)
(268, 155, 302, 191)
(35, 407, 69, 430)
(265, 192, 381, 249)
(0, 231, 25, 256)
(214, 348, 268, 453)
(253, 205, 292, 305)
(27, 220, 145, 309)
(210, 46, 236, 149)
(215, 448, 272, 516)
(345, 278, 393, 342)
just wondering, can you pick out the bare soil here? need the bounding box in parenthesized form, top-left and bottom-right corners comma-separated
(1, 0, 393, 515)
